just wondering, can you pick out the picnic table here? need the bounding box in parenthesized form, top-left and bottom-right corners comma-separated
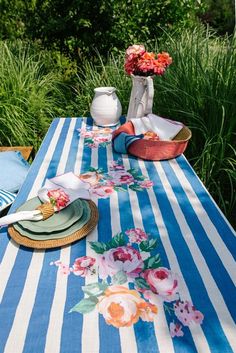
(0, 117, 235, 353)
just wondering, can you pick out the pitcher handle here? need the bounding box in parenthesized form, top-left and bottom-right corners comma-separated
(146, 77, 154, 114)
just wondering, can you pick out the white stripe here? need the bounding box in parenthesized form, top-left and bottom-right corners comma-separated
(82, 136, 99, 353)
(4, 118, 70, 353)
(137, 158, 211, 353)
(0, 119, 66, 306)
(155, 160, 236, 351)
(122, 156, 174, 353)
(45, 118, 85, 353)
(170, 158, 236, 285)
(4, 251, 44, 353)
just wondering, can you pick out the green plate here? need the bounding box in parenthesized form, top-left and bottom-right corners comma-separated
(17, 197, 84, 234)
(14, 199, 91, 240)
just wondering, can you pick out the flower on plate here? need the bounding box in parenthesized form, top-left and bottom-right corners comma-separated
(174, 300, 204, 326)
(98, 246, 143, 280)
(71, 256, 96, 277)
(125, 228, 148, 244)
(170, 322, 184, 338)
(97, 285, 157, 328)
(124, 44, 172, 77)
(142, 267, 178, 301)
(47, 188, 70, 210)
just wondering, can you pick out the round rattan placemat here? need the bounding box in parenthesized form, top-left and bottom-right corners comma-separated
(8, 200, 98, 249)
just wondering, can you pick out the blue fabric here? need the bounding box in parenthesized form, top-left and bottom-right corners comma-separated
(113, 132, 143, 154)
(0, 151, 30, 193)
(0, 189, 16, 212)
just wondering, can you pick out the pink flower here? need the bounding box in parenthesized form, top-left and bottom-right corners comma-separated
(142, 267, 178, 301)
(174, 300, 204, 326)
(125, 44, 145, 57)
(47, 188, 70, 210)
(170, 322, 184, 338)
(138, 180, 154, 189)
(90, 185, 114, 198)
(50, 260, 71, 275)
(109, 170, 134, 185)
(125, 228, 148, 244)
(98, 246, 144, 280)
(72, 256, 96, 277)
(109, 161, 125, 170)
(124, 44, 172, 77)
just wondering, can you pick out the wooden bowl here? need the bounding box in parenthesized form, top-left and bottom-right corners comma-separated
(112, 121, 192, 161)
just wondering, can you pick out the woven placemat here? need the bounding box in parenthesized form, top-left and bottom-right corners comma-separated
(8, 200, 98, 249)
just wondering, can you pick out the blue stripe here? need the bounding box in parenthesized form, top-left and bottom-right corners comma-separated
(176, 155, 236, 253)
(144, 159, 234, 353)
(21, 119, 73, 353)
(60, 119, 90, 353)
(162, 160, 236, 320)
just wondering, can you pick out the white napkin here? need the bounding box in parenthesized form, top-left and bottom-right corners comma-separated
(0, 172, 91, 227)
(131, 114, 183, 140)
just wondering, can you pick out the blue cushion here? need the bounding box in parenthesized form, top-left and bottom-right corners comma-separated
(0, 151, 30, 193)
(0, 189, 16, 212)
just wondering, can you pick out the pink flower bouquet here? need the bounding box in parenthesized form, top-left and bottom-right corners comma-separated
(124, 44, 172, 77)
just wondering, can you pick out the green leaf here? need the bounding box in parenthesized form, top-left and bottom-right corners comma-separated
(88, 167, 97, 172)
(144, 254, 161, 270)
(127, 168, 139, 176)
(85, 138, 94, 143)
(90, 241, 108, 254)
(134, 175, 145, 181)
(112, 271, 127, 285)
(107, 232, 126, 249)
(135, 277, 150, 289)
(82, 282, 108, 297)
(69, 296, 98, 314)
(139, 239, 158, 252)
(129, 184, 144, 191)
(114, 186, 127, 192)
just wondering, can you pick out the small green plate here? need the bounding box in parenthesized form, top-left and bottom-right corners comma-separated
(14, 199, 91, 240)
(17, 197, 83, 234)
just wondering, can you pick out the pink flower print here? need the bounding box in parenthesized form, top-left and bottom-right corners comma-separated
(170, 322, 184, 338)
(90, 185, 114, 198)
(47, 188, 70, 210)
(50, 260, 71, 276)
(109, 161, 125, 171)
(98, 246, 143, 280)
(174, 300, 204, 326)
(143, 267, 178, 302)
(72, 256, 96, 277)
(138, 180, 154, 189)
(125, 228, 148, 244)
(109, 170, 134, 185)
(79, 128, 94, 138)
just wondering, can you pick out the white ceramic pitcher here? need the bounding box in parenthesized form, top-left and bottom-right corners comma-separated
(90, 87, 122, 126)
(126, 75, 154, 121)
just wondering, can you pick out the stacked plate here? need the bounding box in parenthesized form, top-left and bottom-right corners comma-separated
(8, 197, 99, 249)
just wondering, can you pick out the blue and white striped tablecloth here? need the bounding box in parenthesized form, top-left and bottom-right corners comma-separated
(0, 117, 235, 353)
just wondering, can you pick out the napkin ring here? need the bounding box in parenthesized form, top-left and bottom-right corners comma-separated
(37, 202, 55, 220)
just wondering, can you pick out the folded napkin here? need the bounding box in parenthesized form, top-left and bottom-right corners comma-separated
(113, 132, 144, 154)
(131, 114, 183, 140)
(0, 172, 91, 227)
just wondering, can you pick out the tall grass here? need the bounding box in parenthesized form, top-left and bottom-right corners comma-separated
(0, 41, 66, 149)
(75, 27, 236, 225)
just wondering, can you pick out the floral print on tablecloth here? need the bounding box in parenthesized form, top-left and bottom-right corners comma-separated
(77, 160, 153, 198)
(78, 127, 113, 148)
(51, 228, 204, 337)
